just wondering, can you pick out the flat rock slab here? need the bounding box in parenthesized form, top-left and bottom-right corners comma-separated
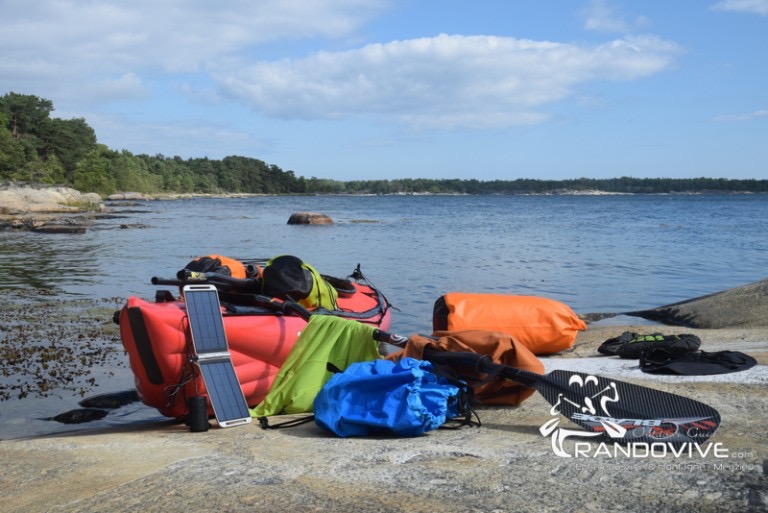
(0, 184, 104, 233)
(582, 278, 768, 329)
(106, 192, 152, 201)
(1, 301, 766, 513)
(0, 184, 103, 214)
(628, 278, 768, 329)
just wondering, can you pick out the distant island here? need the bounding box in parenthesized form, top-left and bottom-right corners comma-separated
(2, 92, 767, 197)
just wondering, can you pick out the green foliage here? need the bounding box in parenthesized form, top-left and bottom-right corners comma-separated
(23, 154, 67, 184)
(0, 92, 53, 143)
(0, 113, 26, 180)
(72, 147, 115, 196)
(1, 92, 767, 196)
(40, 117, 97, 177)
(108, 149, 162, 193)
(332, 176, 768, 195)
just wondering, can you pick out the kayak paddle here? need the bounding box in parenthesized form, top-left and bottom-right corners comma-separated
(375, 331, 721, 446)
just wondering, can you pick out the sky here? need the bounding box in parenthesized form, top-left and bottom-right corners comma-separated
(1, 0, 766, 182)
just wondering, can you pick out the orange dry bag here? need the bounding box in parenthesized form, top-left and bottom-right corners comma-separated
(433, 292, 587, 355)
(387, 330, 544, 406)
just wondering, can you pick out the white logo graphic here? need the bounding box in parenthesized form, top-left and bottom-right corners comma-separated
(539, 374, 625, 457)
(539, 374, 725, 459)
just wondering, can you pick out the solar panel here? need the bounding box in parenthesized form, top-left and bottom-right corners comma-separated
(183, 284, 252, 428)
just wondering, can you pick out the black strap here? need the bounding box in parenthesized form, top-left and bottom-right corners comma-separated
(326, 362, 344, 374)
(258, 415, 316, 429)
(441, 387, 482, 430)
(257, 362, 347, 430)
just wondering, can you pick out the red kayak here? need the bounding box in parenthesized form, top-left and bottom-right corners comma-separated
(117, 262, 392, 418)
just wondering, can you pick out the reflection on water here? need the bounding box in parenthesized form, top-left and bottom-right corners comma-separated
(0, 366, 166, 440)
(0, 233, 107, 292)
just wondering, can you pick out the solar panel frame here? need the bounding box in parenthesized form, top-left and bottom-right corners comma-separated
(183, 284, 252, 428)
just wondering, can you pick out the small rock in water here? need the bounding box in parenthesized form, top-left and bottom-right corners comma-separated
(51, 408, 108, 424)
(31, 223, 87, 234)
(287, 212, 334, 225)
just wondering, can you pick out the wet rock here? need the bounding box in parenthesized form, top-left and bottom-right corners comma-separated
(51, 408, 108, 424)
(79, 390, 139, 409)
(31, 223, 87, 234)
(119, 223, 151, 229)
(0, 293, 125, 402)
(287, 212, 334, 225)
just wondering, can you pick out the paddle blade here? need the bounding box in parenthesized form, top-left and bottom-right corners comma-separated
(534, 370, 720, 446)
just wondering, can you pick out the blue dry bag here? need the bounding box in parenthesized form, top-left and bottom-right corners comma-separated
(313, 357, 465, 437)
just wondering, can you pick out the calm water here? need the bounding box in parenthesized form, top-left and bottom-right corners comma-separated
(2, 193, 767, 332)
(1, 193, 767, 437)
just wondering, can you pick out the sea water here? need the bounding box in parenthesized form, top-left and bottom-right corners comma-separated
(1, 193, 766, 437)
(2, 193, 766, 332)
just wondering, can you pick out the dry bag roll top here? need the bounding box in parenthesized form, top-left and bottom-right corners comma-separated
(183, 254, 248, 279)
(433, 292, 587, 356)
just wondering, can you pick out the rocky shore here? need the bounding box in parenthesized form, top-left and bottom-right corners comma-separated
(1, 292, 766, 513)
(0, 184, 333, 231)
(0, 183, 106, 233)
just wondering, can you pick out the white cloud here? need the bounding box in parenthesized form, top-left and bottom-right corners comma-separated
(0, 0, 386, 104)
(715, 109, 768, 121)
(219, 34, 682, 129)
(582, 0, 651, 33)
(88, 74, 148, 103)
(711, 0, 768, 15)
(86, 112, 271, 157)
(0, 1, 682, 133)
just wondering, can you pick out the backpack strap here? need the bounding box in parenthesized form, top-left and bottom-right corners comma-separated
(258, 415, 315, 430)
(256, 361, 344, 430)
(427, 360, 482, 428)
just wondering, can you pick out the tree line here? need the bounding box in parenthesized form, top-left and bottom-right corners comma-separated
(2, 92, 767, 196)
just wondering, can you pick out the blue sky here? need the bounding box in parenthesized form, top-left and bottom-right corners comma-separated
(1, 0, 766, 181)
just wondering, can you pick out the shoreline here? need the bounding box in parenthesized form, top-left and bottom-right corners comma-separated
(4, 184, 762, 236)
(2, 183, 766, 233)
